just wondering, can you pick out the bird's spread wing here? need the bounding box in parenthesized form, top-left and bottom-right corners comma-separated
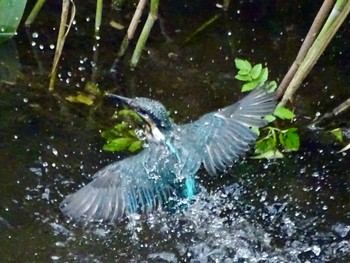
(60, 145, 177, 224)
(183, 87, 276, 176)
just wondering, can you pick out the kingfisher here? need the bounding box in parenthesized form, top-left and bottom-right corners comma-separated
(60, 86, 276, 223)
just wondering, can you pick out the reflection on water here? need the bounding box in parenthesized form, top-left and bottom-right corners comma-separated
(1, 0, 350, 262)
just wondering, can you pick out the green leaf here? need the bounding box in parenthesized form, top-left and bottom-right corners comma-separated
(128, 140, 143, 152)
(279, 128, 300, 151)
(329, 128, 343, 142)
(283, 127, 298, 133)
(114, 122, 129, 133)
(235, 58, 252, 72)
(274, 106, 295, 120)
(118, 109, 142, 122)
(250, 64, 262, 80)
(264, 115, 276, 122)
(278, 132, 285, 147)
(118, 109, 134, 115)
(128, 129, 138, 138)
(100, 129, 119, 140)
(237, 69, 250, 75)
(266, 81, 277, 92)
(85, 81, 101, 96)
(0, 0, 27, 43)
(252, 149, 284, 159)
(256, 67, 268, 83)
(65, 93, 94, 105)
(103, 137, 134, 152)
(255, 136, 276, 154)
(241, 82, 256, 92)
(250, 126, 260, 135)
(235, 74, 252, 82)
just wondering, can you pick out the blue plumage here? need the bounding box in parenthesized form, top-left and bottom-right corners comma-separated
(60, 87, 276, 223)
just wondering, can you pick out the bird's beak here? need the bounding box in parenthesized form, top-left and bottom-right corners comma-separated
(106, 93, 133, 107)
(106, 92, 153, 130)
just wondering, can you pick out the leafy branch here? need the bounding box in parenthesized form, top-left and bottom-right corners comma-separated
(235, 58, 300, 158)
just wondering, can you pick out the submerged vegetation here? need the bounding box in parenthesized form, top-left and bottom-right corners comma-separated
(101, 109, 144, 152)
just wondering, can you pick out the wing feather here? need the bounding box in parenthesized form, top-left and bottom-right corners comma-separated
(60, 145, 177, 224)
(232, 115, 266, 127)
(203, 145, 216, 175)
(183, 86, 276, 176)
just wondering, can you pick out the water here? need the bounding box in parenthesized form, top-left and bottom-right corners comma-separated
(1, 1, 350, 262)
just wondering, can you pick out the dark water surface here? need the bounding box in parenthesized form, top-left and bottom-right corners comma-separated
(1, 1, 350, 262)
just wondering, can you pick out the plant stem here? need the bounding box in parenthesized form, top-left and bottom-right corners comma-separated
(223, 0, 230, 11)
(319, 0, 347, 36)
(95, 0, 103, 35)
(279, 0, 350, 106)
(128, 0, 148, 40)
(49, 0, 76, 91)
(25, 0, 46, 26)
(276, 0, 334, 100)
(130, 0, 159, 68)
(111, 0, 147, 72)
(183, 14, 220, 45)
(311, 97, 350, 127)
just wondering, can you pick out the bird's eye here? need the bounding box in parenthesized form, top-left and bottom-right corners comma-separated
(137, 108, 148, 116)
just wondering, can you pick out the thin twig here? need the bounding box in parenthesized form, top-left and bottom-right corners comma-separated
(49, 0, 76, 91)
(128, 0, 148, 39)
(311, 97, 350, 127)
(183, 14, 220, 45)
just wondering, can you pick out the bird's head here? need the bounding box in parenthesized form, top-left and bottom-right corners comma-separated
(107, 93, 172, 141)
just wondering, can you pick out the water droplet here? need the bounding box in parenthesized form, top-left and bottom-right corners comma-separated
(311, 245, 321, 256)
(334, 223, 350, 237)
(29, 167, 42, 176)
(42, 188, 50, 200)
(55, 242, 65, 247)
(260, 191, 267, 202)
(312, 172, 319, 177)
(52, 148, 58, 156)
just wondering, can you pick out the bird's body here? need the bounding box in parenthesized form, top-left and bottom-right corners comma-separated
(60, 87, 277, 223)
